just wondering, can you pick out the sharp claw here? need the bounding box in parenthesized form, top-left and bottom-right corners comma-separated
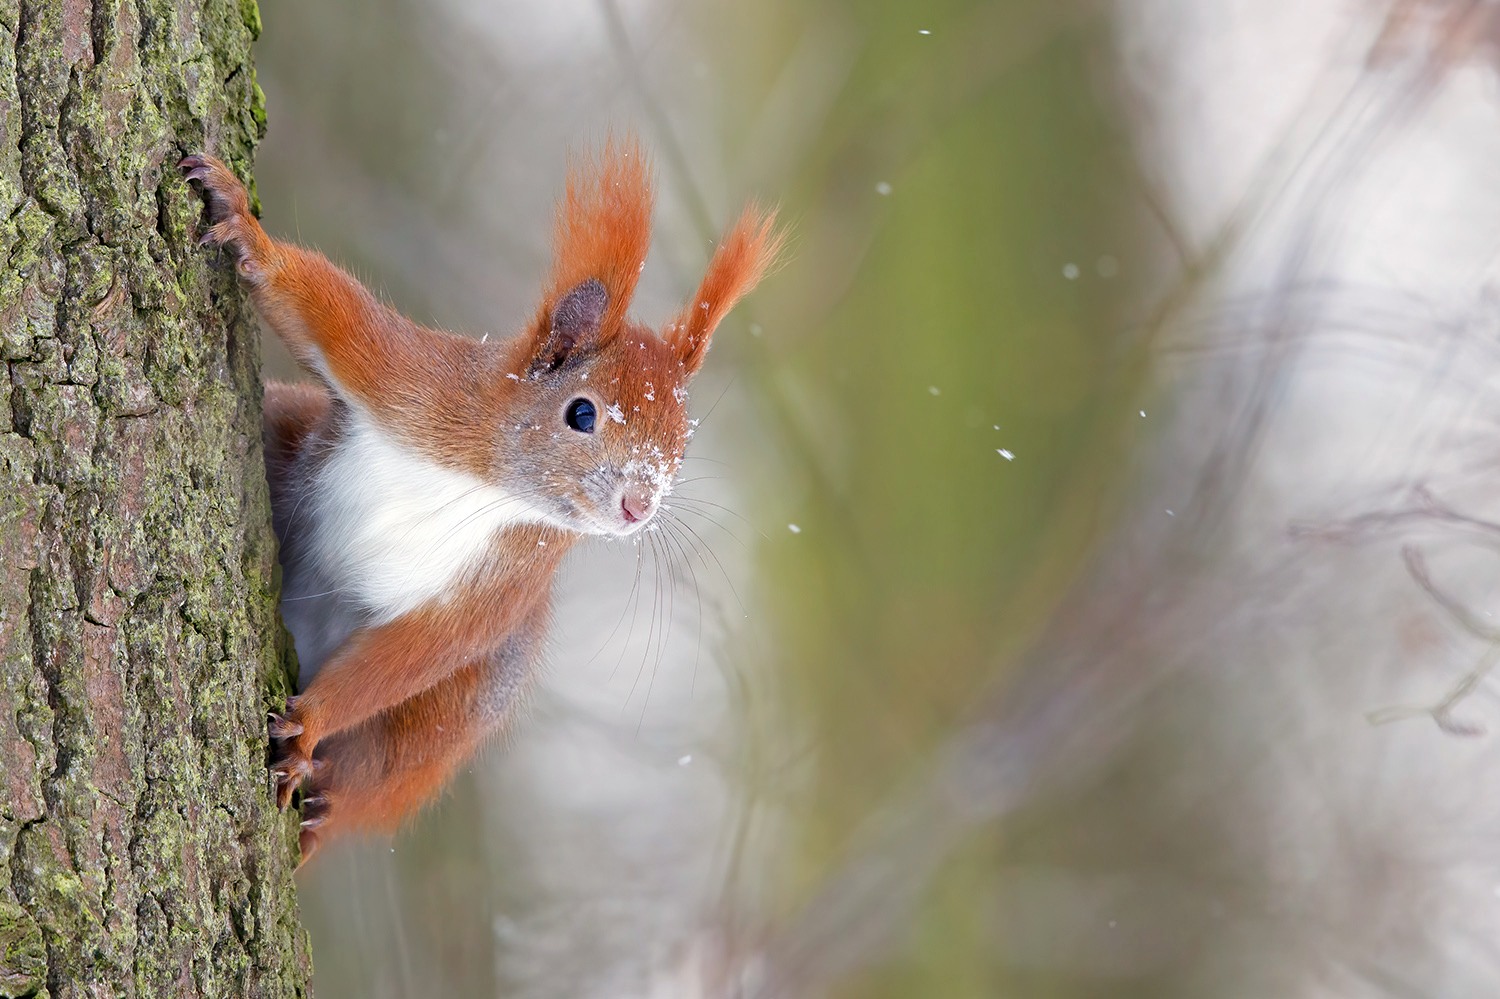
(183, 165, 212, 183)
(302, 794, 326, 808)
(300, 815, 325, 830)
(268, 712, 305, 738)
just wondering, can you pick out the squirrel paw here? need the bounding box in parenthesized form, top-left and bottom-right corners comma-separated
(179, 153, 262, 277)
(268, 711, 304, 739)
(296, 792, 331, 866)
(269, 719, 318, 809)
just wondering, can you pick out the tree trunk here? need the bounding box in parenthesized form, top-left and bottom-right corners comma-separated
(0, 0, 309, 995)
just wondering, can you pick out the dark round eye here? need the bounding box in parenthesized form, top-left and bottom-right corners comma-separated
(565, 398, 596, 434)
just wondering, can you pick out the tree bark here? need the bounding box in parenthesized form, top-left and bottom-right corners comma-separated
(0, 0, 309, 995)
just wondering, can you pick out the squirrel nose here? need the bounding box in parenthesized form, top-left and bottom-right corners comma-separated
(621, 488, 655, 525)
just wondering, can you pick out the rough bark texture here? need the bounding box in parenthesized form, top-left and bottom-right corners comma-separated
(0, 0, 310, 995)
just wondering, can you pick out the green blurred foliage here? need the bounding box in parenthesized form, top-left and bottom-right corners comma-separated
(745, 7, 1151, 984)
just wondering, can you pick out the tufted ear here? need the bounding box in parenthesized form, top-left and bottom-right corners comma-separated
(527, 137, 654, 371)
(667, 204, 783, 375)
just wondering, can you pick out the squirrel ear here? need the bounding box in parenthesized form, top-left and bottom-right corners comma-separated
(530, 137, 654, 364)
(667, 205, 783, 375)
(526, 278, 608, 378)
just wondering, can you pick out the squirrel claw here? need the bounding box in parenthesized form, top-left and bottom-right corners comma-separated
(275, 772, 302, 810)
(296, 790, 332, 866)
(268, 712, 304, 739)
(270, 745, 315, 809)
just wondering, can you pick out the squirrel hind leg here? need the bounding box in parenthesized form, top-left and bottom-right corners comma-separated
(263, 380, 330, 468)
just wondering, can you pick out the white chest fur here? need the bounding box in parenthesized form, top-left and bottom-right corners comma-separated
(279, 412, 548, 674)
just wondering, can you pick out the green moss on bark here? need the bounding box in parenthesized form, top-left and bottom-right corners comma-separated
(0, 0, 307, 995)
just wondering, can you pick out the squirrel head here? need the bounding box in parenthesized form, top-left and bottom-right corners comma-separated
(491, 138, 782, 538)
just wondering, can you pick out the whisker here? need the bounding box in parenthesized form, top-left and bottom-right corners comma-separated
(625, 531, 668, 715)
(663, 510, 748, 619)
(666, 501, 754, 551)
(694, 374, 738, 429)
(656, 516, 707, 695)
(670, 494, 768, 540)
(609, 534, 652, 684)
(635, 531, 679, 735)
(280, 586, 349, 602)
(586, 534, 647, 669)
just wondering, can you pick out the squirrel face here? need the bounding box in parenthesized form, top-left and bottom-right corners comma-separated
(468, 138, 781, 541)
(494, 318, 691, 538)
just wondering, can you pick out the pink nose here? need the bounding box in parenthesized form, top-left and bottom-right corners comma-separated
(621, 490, 654, 524)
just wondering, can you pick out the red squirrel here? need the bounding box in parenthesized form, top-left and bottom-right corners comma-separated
(179, 141, 781, 863)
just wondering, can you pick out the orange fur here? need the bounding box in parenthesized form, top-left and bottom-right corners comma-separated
(297, 648, 537, 862)
(668, 204, 784, 373)
(261, 381, 328, 480)
(181, 143, 783, 865)
(533, 137, 655, 343)
(279, 525, 568, 759)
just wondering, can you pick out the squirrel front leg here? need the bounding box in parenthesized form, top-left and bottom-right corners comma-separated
(267, 594, 531, 807)
(293, 662, 489, 864)
(179, 154, 475, 416)
(293, 612, 547, 864)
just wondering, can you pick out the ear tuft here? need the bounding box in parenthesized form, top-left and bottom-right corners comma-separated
(667, 205, 784, 374)
(531, 137, 655, 343)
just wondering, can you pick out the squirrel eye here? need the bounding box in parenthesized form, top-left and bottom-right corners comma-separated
(565, 398, 596, 434)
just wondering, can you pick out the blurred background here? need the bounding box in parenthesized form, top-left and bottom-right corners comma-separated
(252, 0, 1500, 995)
